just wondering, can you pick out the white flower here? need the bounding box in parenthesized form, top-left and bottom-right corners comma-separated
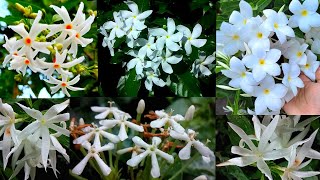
(150, 110, 185, 133)
(127, 50, 149, 75)
(177, 24, 207, 55)
(37, 49, 85, 77)
(73, 125, 120, 145)
(121, 1, 152, 30)
(283, 41, 308, 65)
(72, 141, 114, 176)
(45, 74, 84, 97)
(127, 136, 174, 178)
(144, 71, 166, 91)
(149, 18, 183, 51)
(289, 0, 320, 33)
(91, 104, 131, 120)
(2, 35, 20, 67)
(300, 50, 320, 81)
(216, 22, 245, 55)
(99, 114, 144, 141)
(104, 12, 126, 40)
(244, 18, 271, 51)
(191, 54, 214, 78)
(8, 11, 51, 55)
(170, 129, 214, 161)
(117, 145, 145, 158)
(154, 49, 183, 74)
(9, 50, 41, 75)
(229, 0, 253, 28)
(100, 27, 116, 56)
(124, 24, 142, 48)
(281, 63, 304, 96)
(221, 56, 258, 94)
(136, 36, 157, 59)
(242, 48, 281, 82)
(17, 100, 70, 169)
(252, 76, 287, 114)
(262, 9, 295, 44)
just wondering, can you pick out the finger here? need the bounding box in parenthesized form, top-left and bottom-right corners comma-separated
(299, 72, 311, 83)
(316, 67, 320, 81)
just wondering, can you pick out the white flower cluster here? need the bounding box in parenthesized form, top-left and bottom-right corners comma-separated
(0, 99, 70, 180)
(2, 2, 95, 97)
(217, 115, 320, 180)
(217, 0, 320, 114)
(72, 100, 214, 178)
(100, 1, 212, 91)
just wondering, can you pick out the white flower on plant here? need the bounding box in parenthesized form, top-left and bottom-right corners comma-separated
(37, 49, 85, 77)
(72, 141, 114, 176)
(191, 54, 214, 78)
(121, 1, 152, 30)
(300, 50, 320, 81)
(44, 74, 84, 97)
(228, 0, 253, 28)
(170, 129, 214, 161)
(216, 22, 246, 55)
(100, 27, 116, 56)
(127, 50, 149, 75)
(124, 24, 142, 48)
(2, 35, 20, 67)
(242, 48, 281, 82)
(221, 56, 258, 94)
(9, 50, 41, 75)
(127, 136, 174, 178)
(150, 110, 185, 133)
(8, 11, 51, 55)
(154, 48, 183, 74)
(117, 145, 145, 158)
(289, 0, 320, 33)
(149, 18, 183, 51)
(281, 63, 304, 96)
(177, 24, 207, 55)
(16, 100, 70, 169)
(247, 108, 280, 115)
(91, 103, 131, 120)
(244, 18, 271, 51)
(136, 36, 157, 59)
(283, 41, 308, 65)
(252, 76, 287, 114)
(99, 114, 144, 141)
(103, 12, 126, 40)
(144, 71, 166, 91)
(217, 118, 291, 180)
(262, 9, 295, 44)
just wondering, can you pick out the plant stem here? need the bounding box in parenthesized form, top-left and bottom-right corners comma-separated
(69, 170, 88, 180)
(109, 150, 113, 168)
(168, 153, 199, 180)
(136, 113, 142, 124)
(130, 167, 135, 180)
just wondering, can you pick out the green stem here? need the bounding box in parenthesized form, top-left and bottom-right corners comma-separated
(109, 150, 113, 168)
(69, 170, 88, 180)
(136, 113, 142, 124)
(168, 153, 199, 180)
(130, 167, 135, 180)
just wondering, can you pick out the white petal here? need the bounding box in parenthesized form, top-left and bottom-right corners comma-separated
(93, 154, 111, 176)
(178, 141, 192, 160)
(72, 154, 90, 175)
(151, 153, 160, 178)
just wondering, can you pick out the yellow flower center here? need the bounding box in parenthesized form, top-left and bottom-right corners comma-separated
(263, 89, 270, 95)
(301, 10, 308, 17)
(166, 35, 170, 39)
(232, 34, 239, 40)
(259, 59, 265, 65)
(296, 51, 303, 57)
(243, 19, 247, 24)
(241, 72, 246, 77)
(257, 32, 263, 39)
(274, 23, 279, 29)
(288, 76, 292, 82)
(53, 64, 60, 69)
(305, 63, 310, 69)
(40, 119, 46, 125)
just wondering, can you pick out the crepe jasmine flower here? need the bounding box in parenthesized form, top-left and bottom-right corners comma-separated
(150, 110, 185, 133)
(124, 24, 142, 48)
(217, 118, 291, 180)
(229, 0, 253, 27)
(2, 35, 20, 67)
(191, 54, 214, 78)
(72, 141, 114, 176)
(127, 50, 148, 75)
(144, 71, 166, 91)
(149, 18, 183, 51)
(282, 63, 304, 96)
(9, 50, 41, 75)
(244, 19, 271, 51)
(103, 12, 126, 40)
(100, 27, 115, 56)
(283, 41, 308, 65)
(91, 103, 131, 120)
(8, 11, 51, 55)
(73, 124, 120, 144)
(242, 48, 281, 82)
(117, 145, 145, 158)
(136, 36, 157, 59)
(262, 9, 295, 44)
(99, 114, 144, 141)
(252, 76, 287, 114)
(177, 24, 207, 55)
(216, 22, 246, 55)
(221, 57, 258, 94)
(121, 1, 152, 30)
(300, 50, 320, 81)
(170, 129, 214, 161)
(44, 74, 84, 97)
(37, 49, 85, 77)
(127, 137, 174, 178)
(289, 0, 320, 33)
(16, 100, 70, 169)
(154, 49, 183, 74)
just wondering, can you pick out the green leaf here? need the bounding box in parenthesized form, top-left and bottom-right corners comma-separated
(227, 115, 254, 145)
(135, 0, 150, 12)
(117, 69, 141, 96)
(169, 72, 202, 97)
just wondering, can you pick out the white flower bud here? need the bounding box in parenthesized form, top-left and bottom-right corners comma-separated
(79, 118, 85, 125)
(184, 105, 195, 120)
(136, 99, 145, 114)
(194, 175, 207, 180)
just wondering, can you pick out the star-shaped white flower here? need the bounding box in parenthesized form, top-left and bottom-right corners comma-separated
(136, 36, 157, 59)
(177, 24, 207, 55)
(150, 110, 185, 133)
(120, 1, 152, 30)
(283, 41, 308, 65)
(9, 50, 41, 75)
(91, 103, 131, 120)
(144, 71, 166, 91)
(229, 0, 253, 28)
(2, 35, 20, 67)
(127, 50, 149, 75)
(44, 74, 84, 97)
(104, 12, 126, 40)
(100, 27, 116, 56)
(154, 49, 183, 74)
(281, 63, 304, 96)
(191, 54, 214, 78)
(300, 50, 320, 81)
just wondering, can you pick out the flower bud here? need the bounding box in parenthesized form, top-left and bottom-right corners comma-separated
(14, 74, 23, 82)
(184, 105, 195, 120)
(79, 118, 85, 126)
(15, 3, 25, 13)
(55, 43, 63, 50)
(136, 99, 145, 114)
(29, 13, 38, 19)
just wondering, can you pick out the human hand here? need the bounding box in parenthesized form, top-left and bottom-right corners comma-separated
(283, 68, 320, 115)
